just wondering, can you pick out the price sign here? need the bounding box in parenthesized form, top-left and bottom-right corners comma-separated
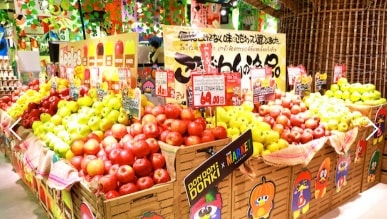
(118, 68, 131, 89)
(333, 64, 347, 83)
(191, 74, 225, 107)
(287, 66, 301, 86)
(70, 83, 80, 100)
(315, 72, 327, 93)
(122, 87, 142, 119)
(155, 70, 174, 97)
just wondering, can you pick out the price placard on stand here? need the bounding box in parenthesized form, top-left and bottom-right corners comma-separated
(287, 66, 301, 88)
(315, 72, 327, 93)
(251, 67, 275, 104)
(155, 69, 174, 97)
(122, 87, 142, 119)
(191, 74, 226, 107)
(333, 64, 347, 83)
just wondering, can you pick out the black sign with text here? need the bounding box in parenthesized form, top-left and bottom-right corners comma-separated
(184, 129, 253, 206)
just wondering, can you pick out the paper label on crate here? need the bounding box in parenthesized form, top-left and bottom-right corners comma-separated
(292, 169, 312, 215)
(315, 157, 331, 199)
(184, 129, 253, 206)
(373, 107, 386, 144)
(335, 154, 350, 193)
(247, 176, 276, 218)
(354, 139, 367, 163)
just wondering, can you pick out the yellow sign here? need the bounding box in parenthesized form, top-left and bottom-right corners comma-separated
(59, 33, 138, 90)
(163, 25, 286, 104)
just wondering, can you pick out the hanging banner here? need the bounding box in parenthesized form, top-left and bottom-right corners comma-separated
(163, 25, 286, 105)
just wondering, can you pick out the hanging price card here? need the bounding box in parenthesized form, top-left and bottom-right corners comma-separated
(122, 87, 142, 119)
(155, 69, 174, 97)
(191, 74, 225, 107)
(315, 72, 328, 93)
(287, 66, 301, 86)
(224, 72, 242, 106)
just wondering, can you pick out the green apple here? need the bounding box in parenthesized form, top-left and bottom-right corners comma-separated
(99, 118, 114, 131)
(227, 127, 240, 137)
(58, 107, 72, 117)
(88, 116, 102, 131)
(327, 119, 339, 130)
(251, 127, 266, 143)
(264, 130, 279, 146)
(261, 150, 271, 156)
(77, 96, 93, 107)
(43, 121, 56, 132)
(107, 109, 120, 123)
(117, 112, 130, 125)
(337, 122, 349, 132)
(350, 91, 361, 102)
(333, 90, 343, 99)
(107, 96, 122, 110)
(324, 90, 334, 97)
(101, 107, 112, 118)
(252, 141, 264, 156)
(364, 83, 375, 92)
(66, 100, 79, 113)
(277, 139, 289, 149)
(330, 84, 339, 92)
(40, 113, 52, 123)
(266, 142, 280, 153)
(337, 77, 348, 87)
(216, 107, 230, 123)
(57, 99, 67, 108)
(53, 125, 66, 135)
(77, 124, 91, 138)
(88, 88, 98, 99)
(229, 117, 246, 129)
(341, 90, 350, 100)
(32, 120, 43, 132)
(57, 130, 71, 144)
(361, 92, 373, 101)
(50, 114, 63, 126)
(371, 90, 381, 100)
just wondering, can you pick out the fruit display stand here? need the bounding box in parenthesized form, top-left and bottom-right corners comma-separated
(360, 137, 385, 192)
(71, 180, 175, 219)
(328, 126, 372, 210)
(159, 138, 232, 218)
(231, 157, 291, 219)
(382, 135, 387, 184)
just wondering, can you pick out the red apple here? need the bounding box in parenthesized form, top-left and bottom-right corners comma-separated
(281, 96, 292, 109)
(276, 114, 290, 127)
(101, 136, 118, 148)
(180, 108, 195, 121)
(132, 140, 150, 157)
(305, 118, 318, 130)
(159, 130, 170, 142)
(151, 105, 165, 116)
(300, 131, 314, 144)
(104, 190, 120, 199)
(133, 158, 153, 177)
(81, 155, 97, 173)
(212, 126, 228, 140)
(119, 182, 138, 195)
(156, 114, 167, 126)
(83, 138, 101, 155)
(149, 152, 166, 169)
(143, 122, 160, 138)
(185, 135, 202, 146)
(290, 104, 301, 114)
(313, 127, 325, 139)
(133, 133, 147, 142)
(136, 176, 154, 191)
(86, 159, 105, 177)
(111, 123, 128, 140)
(290, 114, 305, 127)
(187, 120, 204, 137)
(165, 131, 183, 146)
(153, 168, 171, 184)
(130, 123, 143, 136)
(145, 138, 160, 153)
(70, 155, 83, 171)
(258, 105, 270, 116)
(98, 174, 117, 193)
(164, 103, 182, 119)
(117, 148, 134, 166)
(108, 164, 120, 175)
(201, 129, 215, 143)
(171, 119, 187, 135)
(115, 165, 136, 184)
(142, 114, 157, 125)
(71, 139, 85, 156)
(269, 105, 282, 119)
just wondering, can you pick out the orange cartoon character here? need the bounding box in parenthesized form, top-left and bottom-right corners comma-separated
(315, 157, 330, 199)
(248, 176, 276, 219)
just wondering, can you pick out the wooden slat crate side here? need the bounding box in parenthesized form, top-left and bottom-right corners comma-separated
(360, 139, 385, 192)
(71, 182, 105, 219)
(329, 142, 365, 209)
(381, 171, 387, 184)
(160, 138, 232, 218)
(104, 182, 175, 219)
(289, 143, 337, 219)
(231, 157, 291, 219)
(382, 155, 387, 171)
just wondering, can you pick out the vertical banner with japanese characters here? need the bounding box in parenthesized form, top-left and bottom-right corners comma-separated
(163, 25, 286, 105)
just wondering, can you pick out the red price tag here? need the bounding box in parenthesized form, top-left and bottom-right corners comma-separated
(192, 74, 225, 107)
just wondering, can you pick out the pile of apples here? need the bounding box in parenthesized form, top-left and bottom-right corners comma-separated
(255, 90, 331, 146)
(69, 123, 171, 200)
(325, 78, 386, 105)
(304, 92, 370, 131)
(206, 101, 289, 156)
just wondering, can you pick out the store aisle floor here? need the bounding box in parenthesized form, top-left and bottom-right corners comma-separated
(1, 149, 387, 219)
(0, 151, 47, 219)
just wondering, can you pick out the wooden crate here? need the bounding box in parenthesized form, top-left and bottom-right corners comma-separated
(289, 142, 337, 219)
(160, 138, 232, 218)
(71, 181, 175, 219)
(382, 155, 387, 171)
(360, 138, 385, 192)
(381, 171, 387, 184)
(329, 126, 371, 209)
(231, 157, 291, 219)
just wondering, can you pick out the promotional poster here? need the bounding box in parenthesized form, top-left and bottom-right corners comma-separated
(163, 25, 286, 105)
